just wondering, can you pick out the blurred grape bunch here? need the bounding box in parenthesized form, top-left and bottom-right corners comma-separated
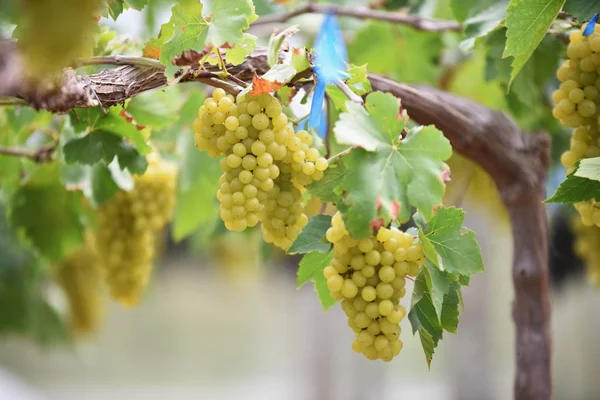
(16, 0, 101, 78)
(54, 233, 105, 337)
(209, 230, 262, 286)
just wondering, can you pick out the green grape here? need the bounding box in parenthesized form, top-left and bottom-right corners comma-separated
(96, 154, 177, 306)
(322, 212, 425, 361)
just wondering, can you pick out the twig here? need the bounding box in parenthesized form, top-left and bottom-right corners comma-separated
(253, 3, 462, 32)
(77, 55, 165, 70)
(336, 78, 364, 105)
(327, 147, 352, 163)
(228, 74, 249, 87)
(0, 97, 26, 106)
(0, 144, 56, 163)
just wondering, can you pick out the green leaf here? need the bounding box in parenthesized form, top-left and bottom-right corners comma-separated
(335, 102, 389, 151)
(8, 164, 84, 263)
(159, 0, 257, 78)
(123, 0, 147, 10)
(297, 250, 336, 311)
(440, 283, 461, 333)
(420, 207, 485, 275)
(225, 33, 256, 66)
(69, 106, 150, 153)
(268, 28, 299, 67)
(417, 329, 436, 368)
(461, 2, 507, 52)
(346, 64, 372, 96)
(546, 165, 600, 203)
(63, 130, 148, 174)
(172, 130, 221, 242)
(90, 163, 119, 205)
(502, 0, 566, 84)
(126, 88, 180, 129)
(106, 0, 125, 20)
(291, 47, 310, 72)
(288, 215, 332, 254)
(563, 0, 600, 22)
(306, 163, 347, 203)
(426, 263, 450, 319)
(408, 270, 443, 338)
(451, 0, 499, 23)
(575, 157, 600, 182)
(333, 92, 451, 238)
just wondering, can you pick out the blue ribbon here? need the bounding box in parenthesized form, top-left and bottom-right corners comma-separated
(308, 14, 349, 136)
(583, 14, 599, 37)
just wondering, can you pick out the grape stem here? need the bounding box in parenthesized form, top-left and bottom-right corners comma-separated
(0, 144, 56, 163)
(327, 147, 352, 163)
(336, 79, 363, 105)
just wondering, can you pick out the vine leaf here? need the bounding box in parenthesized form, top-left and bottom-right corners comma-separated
(546, 162, 600, 203)
(418, 207, 485, 275)
(333, 92, 451, 239)
(288, 215, 332, 254)
(158, 0, 257, 78)
(225, 33, 256, 66)
(502, 0, 566, 85)
(8, 164, 84, 263)
(124, 0, 148, 10)
(441, 283, 462, 333)
(90, 163, 120, 205)
(461, 2, 507, 52)
(297, 250, 336, 311)
(408, 269, 443, 368)
(563, 0, 600, 22)
(307, 163, 347, 203)
(451, 0, 499, 23)
(574, 157, 600, 181)
(69, 106, 150, 153)
(63, 130, 148, 175)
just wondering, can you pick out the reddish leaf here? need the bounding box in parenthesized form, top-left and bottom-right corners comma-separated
(249, 73, 284, 96)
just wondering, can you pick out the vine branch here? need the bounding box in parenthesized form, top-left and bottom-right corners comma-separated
(0, 145, 56, 163)
(253, 3, 462, 32)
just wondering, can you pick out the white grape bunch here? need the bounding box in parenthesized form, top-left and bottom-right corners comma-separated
(324, 212, 425, 361)
(95, 154, 177, 306)
(193, 88, 328, 250)
(554, 25, 600, 227)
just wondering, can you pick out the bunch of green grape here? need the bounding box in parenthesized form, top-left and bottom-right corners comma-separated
(193, 88, 328, 250)
(571, 215, 600, 287)
(18, 0, 100, 78)
(95, 154, 177, 306)
(55, 234, 104, 336)
(554, 25, 600, 226)
(323, 212, 424, 361)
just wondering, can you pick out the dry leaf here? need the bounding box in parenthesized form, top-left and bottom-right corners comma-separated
(249, 73, 284, 96)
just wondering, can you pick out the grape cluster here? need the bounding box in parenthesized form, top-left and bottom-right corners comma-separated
(193, 88, 328, 249)
(323, 212, 424, 361)
(56, 238, 104, 336)
(95, 154, 177, 306)
(554, 26, 600, 226)
(571, 216, 600, 287)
